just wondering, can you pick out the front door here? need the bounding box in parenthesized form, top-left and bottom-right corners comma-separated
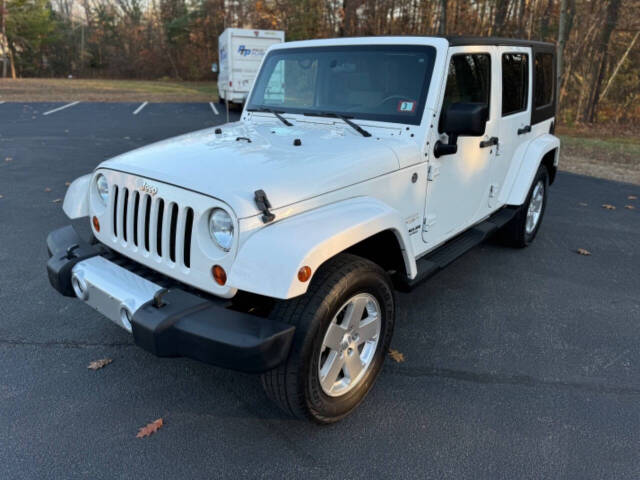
(422, 46, 499, 247)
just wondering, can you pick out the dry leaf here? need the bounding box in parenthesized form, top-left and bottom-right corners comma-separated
(578, 202, 588, 207)
(389, 349, 405, 363)
(65, 181, 71, 187)
(4, 157, 12, 162)
(136, 418, 163, 438)
(87, 358, 113, 370)
(0, 194, 4, 199)
(44, 187, 52, 192)
(52, 198, 62, 203)
(625, 205, 636, 210)
(576, 248, 591, 256)
(601, 204, 616, 210)
(628, 195, 638, 200)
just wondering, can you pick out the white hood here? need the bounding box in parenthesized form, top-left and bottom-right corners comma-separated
(99, 120, 408, 218)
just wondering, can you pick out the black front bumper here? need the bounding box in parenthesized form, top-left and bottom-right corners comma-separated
(46, 225, 295, 373)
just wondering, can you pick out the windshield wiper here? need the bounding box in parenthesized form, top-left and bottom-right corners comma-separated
(303, 112, 372, 138)
(247, 107, 292, 127)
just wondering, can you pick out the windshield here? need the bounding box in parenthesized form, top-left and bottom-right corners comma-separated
(247, 45, 436, 126)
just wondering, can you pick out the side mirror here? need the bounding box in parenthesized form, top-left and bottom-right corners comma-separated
(434, 102, 489, 158)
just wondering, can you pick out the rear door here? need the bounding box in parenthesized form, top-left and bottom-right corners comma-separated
(422, 46, 499, 247)
(491, 47, 532, 201)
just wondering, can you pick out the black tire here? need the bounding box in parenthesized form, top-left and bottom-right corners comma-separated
(261, 253, 395, 424)
(500, 163, 549, 247)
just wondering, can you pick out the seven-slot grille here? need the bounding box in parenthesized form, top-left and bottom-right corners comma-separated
(110, 185, 194, 268)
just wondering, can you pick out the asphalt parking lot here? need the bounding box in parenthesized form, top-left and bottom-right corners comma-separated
(1, 102, 639, 479)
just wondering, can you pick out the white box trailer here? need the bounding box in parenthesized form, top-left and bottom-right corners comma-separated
(217, 28, 285, 105)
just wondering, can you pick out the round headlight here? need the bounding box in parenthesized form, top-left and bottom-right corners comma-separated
(209, 208, 234, 252)
(96, 174, 109, 205)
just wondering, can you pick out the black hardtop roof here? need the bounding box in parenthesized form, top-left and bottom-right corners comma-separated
(444, 35, 555, 49)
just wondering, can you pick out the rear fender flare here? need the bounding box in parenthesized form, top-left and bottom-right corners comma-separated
(504, 134, 560, 206)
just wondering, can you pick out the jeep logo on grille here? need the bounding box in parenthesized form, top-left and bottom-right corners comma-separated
(139, 181, 158, 196)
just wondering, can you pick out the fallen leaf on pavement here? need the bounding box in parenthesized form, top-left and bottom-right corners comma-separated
(0, 194, 4, 199)
(5, 157, 12, 162)
(87, 358, 113, 370)
(628, 195, 637, 200)
(44, 187, 52, 192)
(576, 248, 591, 256)
(625, 205, 636, 210)
(52, 198, 62, 203)
(65, 181, 71, 187)
(601, 204, 616, 210)
(389, 349, 405, 363)
(578, 202, 588, 207)
(136, 418, 164, 438)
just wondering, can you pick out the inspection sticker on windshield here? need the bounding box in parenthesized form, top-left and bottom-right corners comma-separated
(397, 100, 416, 113)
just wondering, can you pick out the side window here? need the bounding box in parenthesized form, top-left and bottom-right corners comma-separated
(534, 53, 554, 108)
(439, 53, 490, 132)
(501, 53, 529, 116)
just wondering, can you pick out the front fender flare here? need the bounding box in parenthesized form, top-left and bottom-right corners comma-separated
(504, 134, 560, 206)
(227, 197, 417, 299)
(63, 174, 92, 219)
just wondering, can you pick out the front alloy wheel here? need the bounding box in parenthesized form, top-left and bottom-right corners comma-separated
(261, 253, 395, 423)
(318, 293, 382, 397)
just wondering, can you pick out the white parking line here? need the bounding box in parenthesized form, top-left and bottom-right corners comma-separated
(209, 102, 219, 116)
(133, 101, 148, 115)
(42, 101, 80, 116)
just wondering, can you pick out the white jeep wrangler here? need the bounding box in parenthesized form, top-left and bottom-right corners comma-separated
(47, 36, 559, 423)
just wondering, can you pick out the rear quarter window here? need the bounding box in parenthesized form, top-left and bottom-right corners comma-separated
(534, 53, 554, 108)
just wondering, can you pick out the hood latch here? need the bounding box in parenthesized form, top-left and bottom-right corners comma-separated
(254, 190, 275, 224)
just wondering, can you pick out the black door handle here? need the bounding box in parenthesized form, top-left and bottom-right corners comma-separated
(517, 125, 531, 135)
(479, 137, 498, 148)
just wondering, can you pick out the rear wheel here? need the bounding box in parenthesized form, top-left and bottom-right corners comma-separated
(500, 163, 549, 247)
(261, 253, 395, 423)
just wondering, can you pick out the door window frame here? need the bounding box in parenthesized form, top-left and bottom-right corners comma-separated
(500, 51, 530, 117)
(436, 47, 495, 134)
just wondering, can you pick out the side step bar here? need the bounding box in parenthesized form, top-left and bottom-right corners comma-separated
(399, 206, 519, 290)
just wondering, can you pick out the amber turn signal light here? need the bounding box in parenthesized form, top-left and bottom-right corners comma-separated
(92, 216, 100, 232)
(212, 265, 227, 286)
(298, 266, 312, 283)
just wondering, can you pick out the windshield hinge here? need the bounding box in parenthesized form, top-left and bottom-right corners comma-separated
(254, 189, 275, 224)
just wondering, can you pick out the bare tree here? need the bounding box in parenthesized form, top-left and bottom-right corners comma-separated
(557, 0, 568, 106)
(438, 0, 447, 35)
(584, 0, 622, 122)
